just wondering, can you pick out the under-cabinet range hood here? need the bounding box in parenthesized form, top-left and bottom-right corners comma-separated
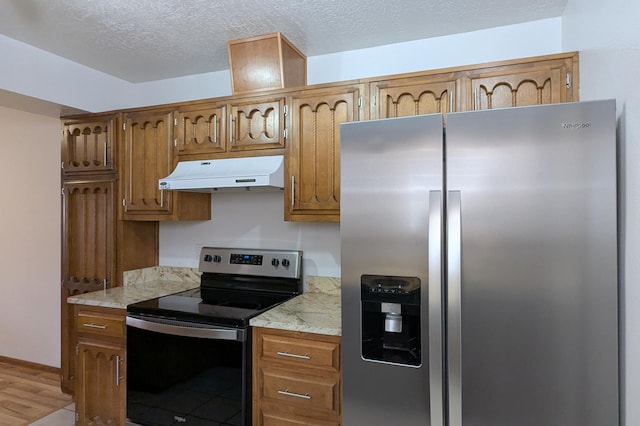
(158, 155, 284, 192)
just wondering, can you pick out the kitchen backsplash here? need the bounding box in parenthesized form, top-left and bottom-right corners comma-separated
(306, 275, 341, 294)
(123, 266, 201, 286)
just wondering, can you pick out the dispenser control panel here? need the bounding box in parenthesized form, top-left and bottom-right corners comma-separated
(361, 275, 420, 302)
(368, 280, 414, 295)
(360, 274, 422, 367)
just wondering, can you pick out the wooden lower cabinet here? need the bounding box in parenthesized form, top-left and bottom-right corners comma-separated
(253, 327, 341, 425)
(74, 305, 126, 425)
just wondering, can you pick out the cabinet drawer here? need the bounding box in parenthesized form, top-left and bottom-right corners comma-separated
(75, 308, 125, 338)
(259, 333, 340, 372)
(259, 407, 340, 426)
(261, 367, 340, 415)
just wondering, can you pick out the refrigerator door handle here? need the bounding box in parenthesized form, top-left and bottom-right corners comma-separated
(428, 190, 444, 426)
(447, 190, 463, 426)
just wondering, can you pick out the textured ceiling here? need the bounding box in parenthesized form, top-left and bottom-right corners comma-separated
(0, 0, 567, 83)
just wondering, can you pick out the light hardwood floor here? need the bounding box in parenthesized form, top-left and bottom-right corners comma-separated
(0, 357, 73, 426)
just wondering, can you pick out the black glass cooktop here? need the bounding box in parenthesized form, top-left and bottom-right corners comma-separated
(127, 287, 293, 328)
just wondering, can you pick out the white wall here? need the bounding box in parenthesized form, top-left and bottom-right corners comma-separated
(562, 1, 640, 424)
(0, 107, 61, 367)
(159, 193, 341, 282)
(308, 18, 561, 84)
(0, 34, 233, 113)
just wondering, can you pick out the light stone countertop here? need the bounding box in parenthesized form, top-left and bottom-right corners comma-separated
(250, 276, 342, 336)
(67, 266, 200, 309)
(67, 268, 342, 337)
(66, 280, 200, 309)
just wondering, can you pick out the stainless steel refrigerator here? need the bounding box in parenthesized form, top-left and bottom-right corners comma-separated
(340, 100, 619, 426)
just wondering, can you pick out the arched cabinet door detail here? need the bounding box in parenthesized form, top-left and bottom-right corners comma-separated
(62, 115, 117, 176)
(229, 97, 286, 152)
(465, 55, 576, 110)
(121, 109, 210, 221)
(286, 84, 366, 222)
(371, 76, 458, 119)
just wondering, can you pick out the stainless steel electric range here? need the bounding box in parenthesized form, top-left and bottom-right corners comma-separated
(126, 247, 303, 426)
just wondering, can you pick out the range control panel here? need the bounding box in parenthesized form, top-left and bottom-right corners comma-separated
(230, 253, 263, 265)
(199, 247, 302, 279)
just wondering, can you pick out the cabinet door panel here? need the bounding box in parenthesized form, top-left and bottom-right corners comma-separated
(122, 110, 174, 217)
(287, 86, 363, 221)
(230, 97, 285, 151)
(76, 340, 125, 425)
(373, 79, 456, 118)
(63, 180, 115, 292)
(62, 116, 117, 175)
(177, 104, 226, 156)
(470, 68, 564, 110)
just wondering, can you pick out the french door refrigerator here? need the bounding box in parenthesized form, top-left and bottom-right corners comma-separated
(340, 100, 618, 426)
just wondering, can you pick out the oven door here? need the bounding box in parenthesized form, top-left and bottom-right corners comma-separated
(126, 315, 250, 426)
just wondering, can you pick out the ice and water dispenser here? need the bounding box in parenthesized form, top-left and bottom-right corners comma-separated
(360, 275, 421, 366)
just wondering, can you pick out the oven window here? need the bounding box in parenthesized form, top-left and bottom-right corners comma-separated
(127, 325, 247, 425)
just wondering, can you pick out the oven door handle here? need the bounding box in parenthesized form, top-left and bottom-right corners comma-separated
(126, 315, 245, 342)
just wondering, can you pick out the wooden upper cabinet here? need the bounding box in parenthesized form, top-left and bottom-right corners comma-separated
(60, 52, 578, 225)
(464, 54, 578, 111)
(370, 74, 458, 119)
(62, 114, 118, 175)
(122, 109, 174, 218)
(229, 96, 286, 152)
(176, 97, 286, 159)
(121, 109, 210, 221)
(285, 84, 366, 222)
(176, 102, 227, 157)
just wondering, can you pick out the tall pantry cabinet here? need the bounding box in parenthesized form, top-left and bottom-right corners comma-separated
(60, 114, 158, 395)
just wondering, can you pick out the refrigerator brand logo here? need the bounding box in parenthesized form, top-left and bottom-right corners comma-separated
(562, 121, 591, 130)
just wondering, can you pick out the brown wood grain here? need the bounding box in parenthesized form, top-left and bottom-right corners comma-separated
(252, 327, 342, 425)
(0, 357, 72, 426)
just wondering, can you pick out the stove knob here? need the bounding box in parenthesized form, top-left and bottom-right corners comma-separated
(213, 255, 222, 263)
(203, 254, 213, 262)
(271, 258, 280, 267)
(281, 258, 290, 268)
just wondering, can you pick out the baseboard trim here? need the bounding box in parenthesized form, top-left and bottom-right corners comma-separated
(0, 355, 60, 375)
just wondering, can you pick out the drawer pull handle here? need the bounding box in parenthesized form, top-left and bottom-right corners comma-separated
(276, 351, 310, 360)
(83, 323, 108, 330)
(278, 389, 311, 400)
